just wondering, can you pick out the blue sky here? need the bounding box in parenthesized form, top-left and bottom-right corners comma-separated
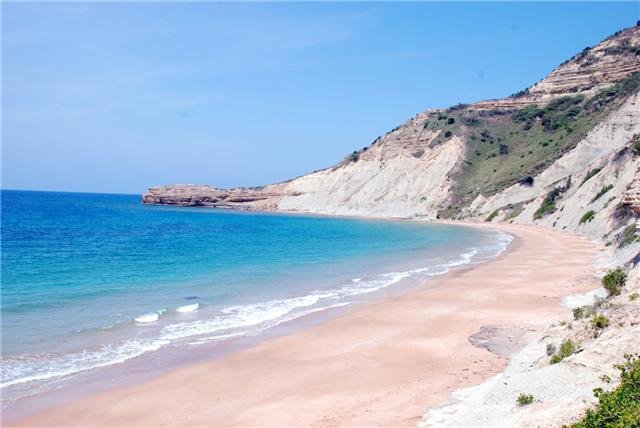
(2, 2, 638, 194)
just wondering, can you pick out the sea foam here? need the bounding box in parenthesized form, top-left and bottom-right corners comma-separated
(176, 303, 200, 313)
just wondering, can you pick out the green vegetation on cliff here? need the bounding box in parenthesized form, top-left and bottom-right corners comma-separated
(570, 355, 640, 428)
(431, 72, 640, 218)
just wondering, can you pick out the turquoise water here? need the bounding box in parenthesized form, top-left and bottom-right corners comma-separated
(1, 190, 510, 403)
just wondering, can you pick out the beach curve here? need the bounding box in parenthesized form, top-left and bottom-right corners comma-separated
(7, 223, 600, 427)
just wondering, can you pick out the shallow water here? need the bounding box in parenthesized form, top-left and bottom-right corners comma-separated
(1, 190, 510, 407)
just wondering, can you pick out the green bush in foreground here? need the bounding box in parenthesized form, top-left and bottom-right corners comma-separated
(571, 354, 640, 428)
(602, 267, 627, 297)
(592, 314, 609, 329)
(516, 393, 534, 406)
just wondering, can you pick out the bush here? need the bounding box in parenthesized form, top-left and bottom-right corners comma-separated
(570, 354, 640, 427)
(580, 168, 602, 186)
(447, 117, 455, 125)
(485, 209, 500, 222)
(602, 267, 627, 297)
(620, 224, 639, 247)
(534, 185, 570, 220)
(573, 305, 594, 320)
(519, 176, 534, 186)
(550, 354, 563, 364)
(444, 130, 452, 138)
(579, 210, 596, 225)
(550, 339, 576, 364)
(592, 314, 610, 329)
(346, 151, 359, 163)
(591, 185, 614, 203)
(534, 200, 557, 220)
(517, 393, 534, 406)
(631, 134, 640, 155)
(630, 293, 639, 301)
(560, 339, 576, 357)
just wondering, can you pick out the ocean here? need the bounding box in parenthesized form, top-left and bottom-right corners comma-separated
(1, 190, 511, 410)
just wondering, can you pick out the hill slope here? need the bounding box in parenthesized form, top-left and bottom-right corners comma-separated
(143, 24, 640, 264)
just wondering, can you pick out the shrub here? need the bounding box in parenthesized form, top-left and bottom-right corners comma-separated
(346, 151, 359, 163)
(516, 393, 534, 406)
(631, 134, 640, 155)
(570, 354, 640, 427)
(485, 209, 500, 222)
(550, 339, 576, 364)
(591, 185, 614, 203)
(620, 224, 639, 247)
(534, 185, 571, 220)
(630, 293, 639, 301)
(573, 305, 594, 320)
(580, 168, 602, 186)
(534, 201, 557, 220)
(550, 354, 563, 364)
(560, 339, 576, 357)
(579, 210, 596, 225)
(519, 176, 534, 186)
(444, 130, 452, 138)
(602, 267, 627, 297)
(447, 117, 455, 125)
(592, 314, 610, 329)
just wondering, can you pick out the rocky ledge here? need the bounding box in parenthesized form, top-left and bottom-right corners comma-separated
(142, 184, 286, 209)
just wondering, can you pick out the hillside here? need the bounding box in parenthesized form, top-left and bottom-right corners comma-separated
(143, 24, 640, 264)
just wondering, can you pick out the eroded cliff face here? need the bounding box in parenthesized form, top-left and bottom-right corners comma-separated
(143, 24, 640, 262)
(474, 24, 640, 110)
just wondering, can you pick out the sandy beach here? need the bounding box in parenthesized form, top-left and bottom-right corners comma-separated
(8, 223, 600, 427)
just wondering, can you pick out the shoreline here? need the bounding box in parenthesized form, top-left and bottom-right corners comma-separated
(7, 222, 601, 427)
(1, 219, 506, 422)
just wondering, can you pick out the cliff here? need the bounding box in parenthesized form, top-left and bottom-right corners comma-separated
(143, 24, 640, 264)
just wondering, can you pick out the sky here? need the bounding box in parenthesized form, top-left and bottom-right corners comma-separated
(2, 2, 638, 194)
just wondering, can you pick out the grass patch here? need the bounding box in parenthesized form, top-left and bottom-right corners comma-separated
(579, 210, 596, 225)
(630, 292, 639, 301)
(602, 267, 627, 297)
(570, 354, 640, 428)
(591, 184, 614, 203)
(516, 393, 534, 406)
